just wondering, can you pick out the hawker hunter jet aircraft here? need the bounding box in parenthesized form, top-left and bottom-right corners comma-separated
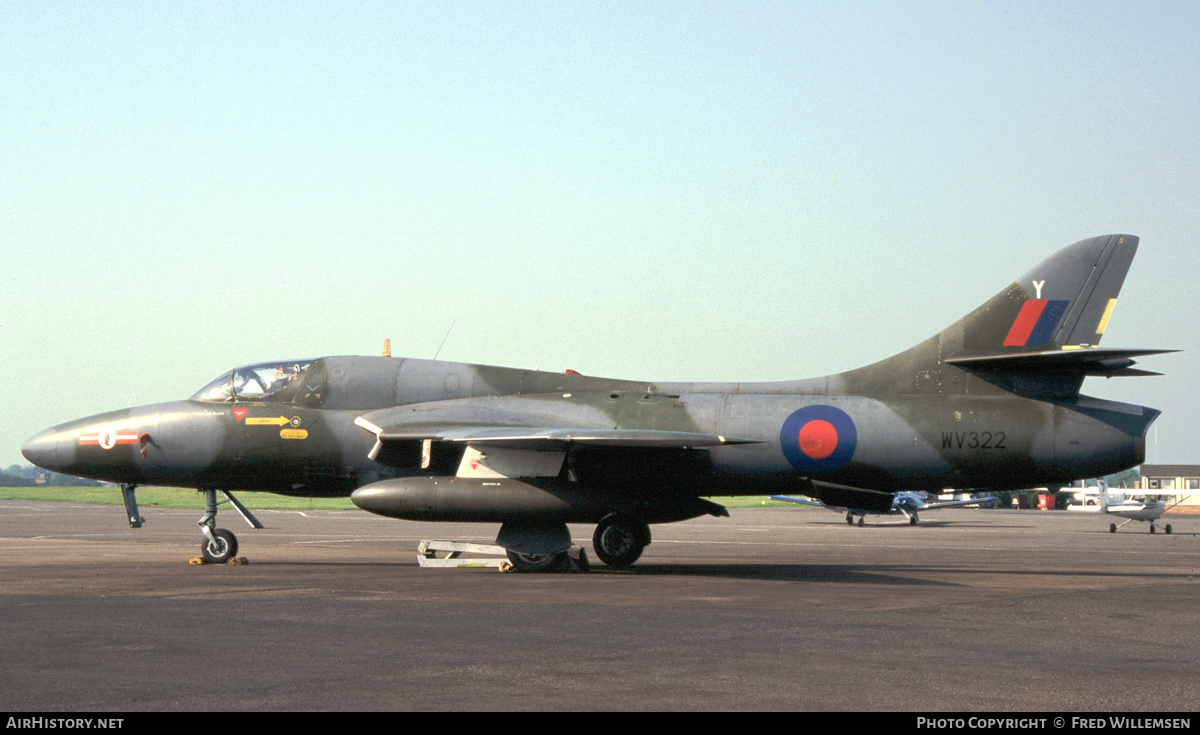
(23, 235, 1170, 571)
(770, 491, 998, 526)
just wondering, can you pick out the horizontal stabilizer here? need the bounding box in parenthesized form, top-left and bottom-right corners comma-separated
(946, 348, 1177, 377)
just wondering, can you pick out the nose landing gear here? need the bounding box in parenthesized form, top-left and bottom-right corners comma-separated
(194, 489, 263, 564)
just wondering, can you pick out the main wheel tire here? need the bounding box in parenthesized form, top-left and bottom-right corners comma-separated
(505, 550, 567, 573)
(201, 528, 238, 563)
(593, 515, 648, 569)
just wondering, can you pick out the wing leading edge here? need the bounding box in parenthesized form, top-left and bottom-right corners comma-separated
(354, 416, 760, 458)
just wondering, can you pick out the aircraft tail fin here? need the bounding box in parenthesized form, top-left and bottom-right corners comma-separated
(960, 234, 1138, 353)
(835, 235, 1173, 398)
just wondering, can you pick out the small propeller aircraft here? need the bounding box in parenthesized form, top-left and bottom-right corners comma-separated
(771, 491, 997, 526)
(1097, 481, 1187, 534)
(23, 235, 1171, 571)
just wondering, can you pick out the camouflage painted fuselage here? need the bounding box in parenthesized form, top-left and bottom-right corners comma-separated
(23, 234, 1165, 528)
(24, 355, 1154, 514)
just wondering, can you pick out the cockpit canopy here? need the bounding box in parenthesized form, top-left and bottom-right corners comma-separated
(192, 360, 314, 402)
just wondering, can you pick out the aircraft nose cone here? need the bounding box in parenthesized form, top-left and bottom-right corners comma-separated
(22, 428, 63, 472)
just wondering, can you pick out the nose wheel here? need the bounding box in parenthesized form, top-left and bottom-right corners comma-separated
(201, 528, 239, 563)
(195, 489, 262, 564)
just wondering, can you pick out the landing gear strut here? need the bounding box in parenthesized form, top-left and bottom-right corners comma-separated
(120, 483, 144, 528)
(196, 489, 263, 563)
(1110, 518, 1173, 534)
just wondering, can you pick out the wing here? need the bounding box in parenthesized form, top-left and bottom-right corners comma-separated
(356, 417, 755, 450)
(770, 495, 830, 509)
(354, 397, 761, 463)
(921, 497, 998, 511)
(1128, 491, 1191, 496)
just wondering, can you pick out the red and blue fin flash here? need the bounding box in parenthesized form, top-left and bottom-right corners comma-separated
(1003, 300, 1069, 347)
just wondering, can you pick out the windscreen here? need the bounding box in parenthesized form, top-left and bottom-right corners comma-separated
(192, 360, 314, 401)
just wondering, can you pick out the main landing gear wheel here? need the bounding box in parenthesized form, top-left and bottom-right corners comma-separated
(505, 550, 567, 573)
(201, 528, 239, 564)
(593, 514, 650, 569)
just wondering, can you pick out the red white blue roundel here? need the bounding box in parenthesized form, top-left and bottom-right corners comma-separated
(780, 405, 857, 474)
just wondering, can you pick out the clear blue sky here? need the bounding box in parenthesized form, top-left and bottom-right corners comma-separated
(3, 1, 1197, 468)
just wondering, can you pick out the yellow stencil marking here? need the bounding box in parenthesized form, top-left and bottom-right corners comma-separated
(1096, 298, 1117, 334)
(247, 416, 291, 426)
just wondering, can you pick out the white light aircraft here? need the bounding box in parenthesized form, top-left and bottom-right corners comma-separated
(1099, 481, 1187, 534)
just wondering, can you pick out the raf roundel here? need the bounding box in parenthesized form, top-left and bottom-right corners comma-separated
(779, 406, 857, 474)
